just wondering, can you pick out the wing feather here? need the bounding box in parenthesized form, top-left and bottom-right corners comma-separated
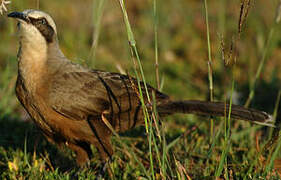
(48, 69, 169, 121)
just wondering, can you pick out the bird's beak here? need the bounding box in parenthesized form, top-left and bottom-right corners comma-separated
(7, 12, 30, 22)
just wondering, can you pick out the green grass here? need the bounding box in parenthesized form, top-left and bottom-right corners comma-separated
(0, 0, 281, 179)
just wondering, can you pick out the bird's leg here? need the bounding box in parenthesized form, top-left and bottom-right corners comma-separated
(86, 115, 114, 177)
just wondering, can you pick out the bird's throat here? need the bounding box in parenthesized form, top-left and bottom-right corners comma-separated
(17, 39, 48, 93)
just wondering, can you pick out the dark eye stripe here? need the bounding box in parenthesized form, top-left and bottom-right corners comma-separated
(29, 17, 55, 43)
(30, 17, 48, 25)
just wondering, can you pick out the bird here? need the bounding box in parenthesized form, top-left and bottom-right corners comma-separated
(8, 9, 273, 168)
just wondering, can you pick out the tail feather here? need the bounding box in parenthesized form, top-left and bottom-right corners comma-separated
(157, 100, 274, 127)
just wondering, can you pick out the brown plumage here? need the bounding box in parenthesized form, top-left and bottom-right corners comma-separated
(8, 10, 273, 167)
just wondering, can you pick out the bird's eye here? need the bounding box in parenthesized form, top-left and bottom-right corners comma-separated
(36, 18, 47, 25)
(39, 18, 47, 25)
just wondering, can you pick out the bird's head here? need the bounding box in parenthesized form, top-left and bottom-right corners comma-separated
(8, 9, 57, 44)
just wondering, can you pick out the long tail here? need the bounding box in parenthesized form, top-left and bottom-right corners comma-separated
(157, 100, 274, 127)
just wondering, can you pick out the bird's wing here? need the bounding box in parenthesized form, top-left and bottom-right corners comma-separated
(48, 69, 169, 121)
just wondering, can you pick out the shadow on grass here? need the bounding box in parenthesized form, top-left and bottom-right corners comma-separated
(0, 115, 76, 173)
(239, 77, 281, 113)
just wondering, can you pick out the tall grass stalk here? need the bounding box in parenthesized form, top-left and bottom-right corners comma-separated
(151, 0, 162, 140)
(148, 120, 155, 180)
(204, 0, 214, 141)
(117, 0, 161, 178)
(245, 0, 281, 107)
(226, 79, 234, 139)
(88, 0, 106, 66)
(153, 0, 160, 90)
(215, 77, 235, 178)
(24, 133, 31, 169)
(268, 90, 281, 139)
(244, 28, 276, 108)
(118, 0, 151, 130)
(161, 125, 168, 178)
(272, 90, 281, 122)
(116, 6, 152, 163)
(117, 1, 171, 178)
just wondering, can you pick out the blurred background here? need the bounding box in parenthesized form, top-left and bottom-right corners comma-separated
(0, 0, 280, 178)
